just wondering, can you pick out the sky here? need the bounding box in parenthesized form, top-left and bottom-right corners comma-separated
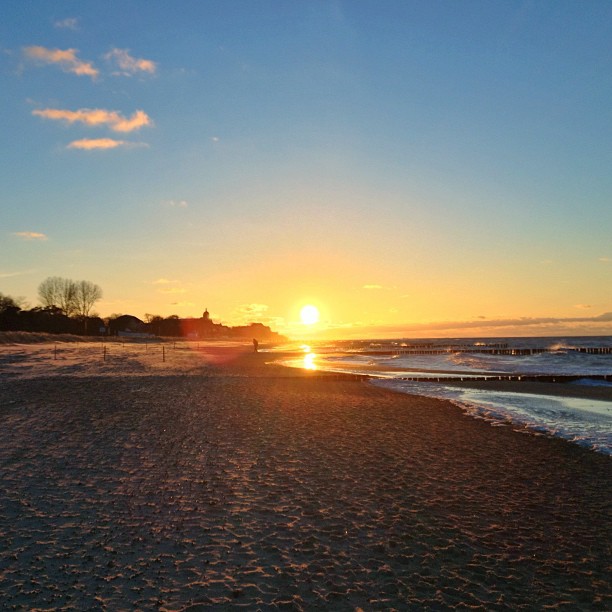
(1, 0, 612, 339)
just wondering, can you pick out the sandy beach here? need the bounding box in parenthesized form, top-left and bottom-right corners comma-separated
(0, 341, 610, 610)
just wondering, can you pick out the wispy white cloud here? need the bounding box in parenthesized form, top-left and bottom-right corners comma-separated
(574, 304, 592, 310)
(163, 199, 189, 208)
(13, 231, 47, 241)
(33, 108, 152, 132)
(364, 284, 397, 291)
(232, 303, 272, 324)
(599, 257, 610, 263)
(235, 303, 269, 316)
(68, 138, 126, 150)
(0, 269, 35, 278)
(23, 45, 98, 78)
(152, 278, 186, 294)
(230, 304, 286, 328)
(152, 278, 179, 285)
(105, 48, 156, 76)
(54, 17, 79, 30)
(158, 287, 187, 294)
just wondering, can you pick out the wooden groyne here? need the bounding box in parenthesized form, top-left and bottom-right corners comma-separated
(392, 374, 612, 384)
(359, 346, 612, 357)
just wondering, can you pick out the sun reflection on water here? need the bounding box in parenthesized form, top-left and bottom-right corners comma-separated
(301, 344, 317, 370)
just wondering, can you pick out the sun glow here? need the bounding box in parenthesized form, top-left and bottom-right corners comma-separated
(300, 304, 320, 325)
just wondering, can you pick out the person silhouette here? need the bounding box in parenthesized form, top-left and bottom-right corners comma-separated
(253, 338, 259, 353)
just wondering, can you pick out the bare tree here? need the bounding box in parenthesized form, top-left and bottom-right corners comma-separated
(73, 280, 102, 318)
(38, 277, 60, 309)
(38, 277, 102, 319)
(38, 276, 77, 316)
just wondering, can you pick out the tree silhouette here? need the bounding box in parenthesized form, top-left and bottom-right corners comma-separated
(38, 277, 77, 316)
(38, 277, 102, 318)
(74, 280, 102, 318)
(0, 292, 22, 331)
(0, 292, 21, 313)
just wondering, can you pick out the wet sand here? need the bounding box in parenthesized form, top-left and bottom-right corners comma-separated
(0, 345, 610, 609)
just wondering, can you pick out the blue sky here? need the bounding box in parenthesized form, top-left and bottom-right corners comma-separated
(2, 1, 611, 337)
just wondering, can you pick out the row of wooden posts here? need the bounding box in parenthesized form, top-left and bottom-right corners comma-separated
(100, 344, 163, 362)
(52, 341, 187, 362)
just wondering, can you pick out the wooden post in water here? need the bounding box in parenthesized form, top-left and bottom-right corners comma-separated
(162, 345, 166, 362)
(103, 345, 107, 361)
(54, 344, 57, 360)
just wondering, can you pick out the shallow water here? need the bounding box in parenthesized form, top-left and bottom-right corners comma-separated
(274, 336, 612, 454)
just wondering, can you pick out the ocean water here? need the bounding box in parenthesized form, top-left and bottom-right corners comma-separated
(272, 336, 612, 455)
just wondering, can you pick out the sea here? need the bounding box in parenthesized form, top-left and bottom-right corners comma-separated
(270, 336, 612, 456)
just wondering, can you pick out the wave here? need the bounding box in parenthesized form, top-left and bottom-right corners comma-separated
(372, 379, 612, 456)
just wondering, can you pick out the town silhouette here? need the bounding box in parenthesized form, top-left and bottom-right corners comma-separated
(0, 278, 285, 341)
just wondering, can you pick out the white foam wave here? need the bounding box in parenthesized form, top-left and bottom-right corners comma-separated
(372, 379, 612, 456)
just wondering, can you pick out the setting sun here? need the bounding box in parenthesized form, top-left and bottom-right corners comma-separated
(300, 304, 320, 325)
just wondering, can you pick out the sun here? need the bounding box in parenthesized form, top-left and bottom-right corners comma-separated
(300, 304, 320, 325)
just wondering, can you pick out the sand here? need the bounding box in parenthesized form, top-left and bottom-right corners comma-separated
(0, 341, 610, 610)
